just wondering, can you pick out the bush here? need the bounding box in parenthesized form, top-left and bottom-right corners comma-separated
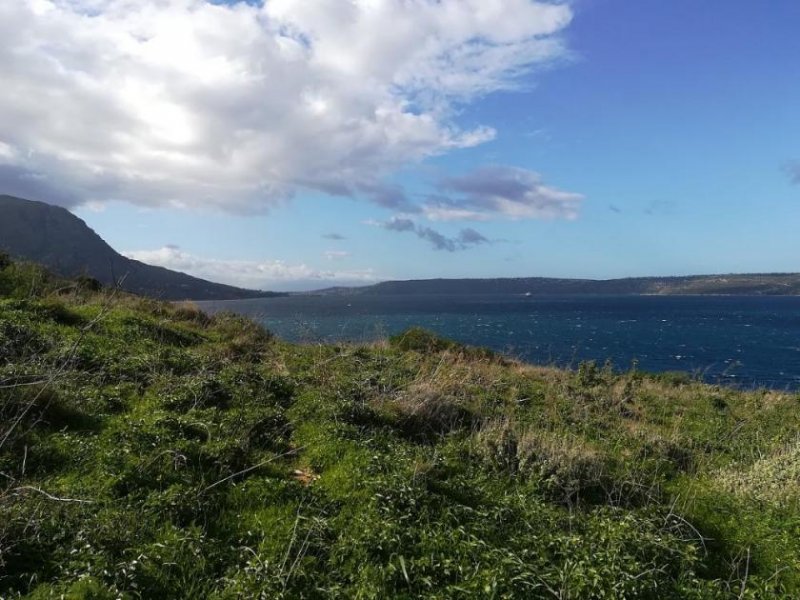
(389, 327, 497, 361)
(75, 275, 103, 292)
(389, 327, 455, 353)
(172, 301, 213, 327)
(654, 370, 696, 386)
(0, 261, 58, 298)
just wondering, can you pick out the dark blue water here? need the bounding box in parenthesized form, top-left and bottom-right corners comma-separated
(197, 295, 800, 391)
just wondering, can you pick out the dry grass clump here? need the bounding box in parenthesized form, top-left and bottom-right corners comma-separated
(517, 429, 605, 480)
(203, 311, 274, 361)
(377, 375, 477, 438)
(369, 345, 518, 438)
(715, 440, 800, 507)
(475, 418, 610, 503)
(172, 300, 214, 327)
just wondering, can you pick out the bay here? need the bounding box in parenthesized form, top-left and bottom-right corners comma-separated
(197, 294, 800, 391)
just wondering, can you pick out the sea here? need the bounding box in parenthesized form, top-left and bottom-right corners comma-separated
(196, 294, 800, 391)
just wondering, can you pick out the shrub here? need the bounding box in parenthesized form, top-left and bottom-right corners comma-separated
(75, 275, 103, 292)
(172, 301, 213, 327)
(208, 312, 273, 359)
(654, 370, 695, 387)
(389, 327, 497, 361)
(389, 327, 455, 353)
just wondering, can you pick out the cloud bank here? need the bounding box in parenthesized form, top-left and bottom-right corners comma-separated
(0, 0, 573, 212)
(124, 246, 375, 289)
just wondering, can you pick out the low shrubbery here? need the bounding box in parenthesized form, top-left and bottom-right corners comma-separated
(1, 259, 799, 598)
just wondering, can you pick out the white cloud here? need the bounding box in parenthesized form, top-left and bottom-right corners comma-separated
(0, 0, 573, 211)
(0, 140, 16, 161)
(423, 204, 492, 222)
(124, 246, 377, 289)
(323, 250, 351, 260)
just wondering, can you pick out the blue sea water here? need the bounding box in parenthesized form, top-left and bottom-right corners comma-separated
(197, 294, 800, 391)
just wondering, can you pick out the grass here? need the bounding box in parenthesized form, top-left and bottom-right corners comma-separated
(1, 256, 799, 598)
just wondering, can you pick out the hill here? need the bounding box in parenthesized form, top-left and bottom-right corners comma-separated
(316, 273, 800, 296)
(0, 195, 279, 300)
(1, 258, 798, 598)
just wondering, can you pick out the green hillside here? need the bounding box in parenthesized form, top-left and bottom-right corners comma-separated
(1, 257, 799, 598)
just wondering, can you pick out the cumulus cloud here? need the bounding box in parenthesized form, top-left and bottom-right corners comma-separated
(0, 0, 573, 211)
(373, 217, 490, 251)
(124, 246, 376, 289)
(424, 165, 583, 221)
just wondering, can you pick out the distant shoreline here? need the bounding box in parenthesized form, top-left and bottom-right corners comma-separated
(301, 273, 800, 298)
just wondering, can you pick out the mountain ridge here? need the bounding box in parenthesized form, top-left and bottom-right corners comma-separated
(0, 194, 280, 300)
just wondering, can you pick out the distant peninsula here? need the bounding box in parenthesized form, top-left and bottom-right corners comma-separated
(314, 273, 800, 297)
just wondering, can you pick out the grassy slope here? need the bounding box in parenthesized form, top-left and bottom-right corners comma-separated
(1, 258, 799, 599)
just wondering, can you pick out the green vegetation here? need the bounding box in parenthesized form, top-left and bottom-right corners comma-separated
(1, 258, 799, 598)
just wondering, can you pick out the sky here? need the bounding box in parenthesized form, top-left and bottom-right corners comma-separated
(0, 0, 798, 291)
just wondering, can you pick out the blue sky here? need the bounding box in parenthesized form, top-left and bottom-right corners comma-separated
(1, 0, 798, 290)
